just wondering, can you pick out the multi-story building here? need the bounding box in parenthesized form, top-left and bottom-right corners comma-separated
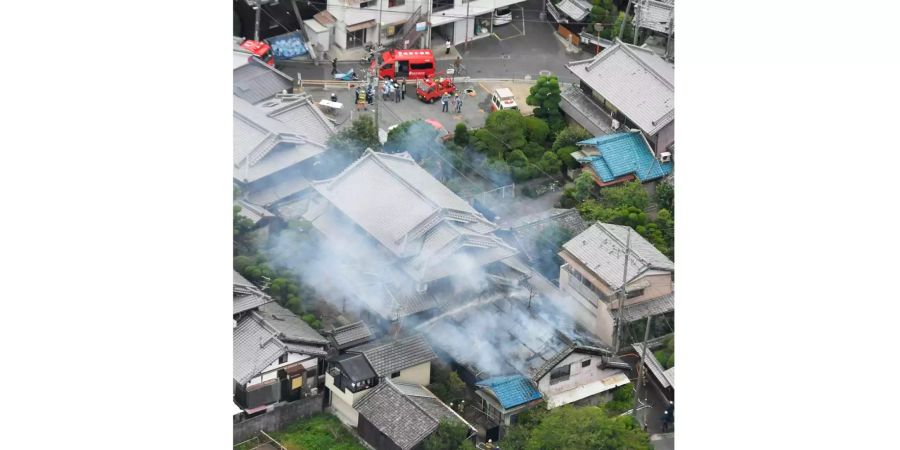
(558, 222, 675, 346)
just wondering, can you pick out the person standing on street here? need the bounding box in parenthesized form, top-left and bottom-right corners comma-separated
(449, 93, 457, 112)
(445, 40, 451, 55)
(393, 79, 401, 103)
(400, 78, 406, 100)
(441, 92, 450, 112)
(455, 92, 462, 113)
(331, 57, 338, 75)
(454, 56, 461, 73)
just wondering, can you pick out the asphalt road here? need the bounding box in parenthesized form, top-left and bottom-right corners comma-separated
(275, 0, 591, 83)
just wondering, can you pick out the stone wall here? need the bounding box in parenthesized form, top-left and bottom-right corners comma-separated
(233, 394, 324, 444)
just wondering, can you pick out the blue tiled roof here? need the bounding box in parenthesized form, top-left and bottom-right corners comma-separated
(576, 132, 672, 183)
(476, 375, 542, 410)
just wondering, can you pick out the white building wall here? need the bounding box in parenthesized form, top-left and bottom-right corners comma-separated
(247, 352, 313, 387)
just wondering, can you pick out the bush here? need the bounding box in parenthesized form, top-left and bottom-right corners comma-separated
(556, 145, 580, 170)
(453, 123, 470, 146)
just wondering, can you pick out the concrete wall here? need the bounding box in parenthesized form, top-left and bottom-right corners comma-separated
(233, 394, 324, 444)
(324, 372, 372, 426)
(654, 121, 674, 155)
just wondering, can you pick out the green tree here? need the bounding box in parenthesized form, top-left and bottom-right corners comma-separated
(538, 151, 563, 175)
(589, 0, 618, 39)
(610, 12, 636, 44)
(601, 180, 648, 210)
(603, 386, 635, 416)
(424, 419, 471, 450)
(526, 75, 564, 133)
(655, 180, 674, 213)
(473, 109, 527, 158)
(385, 120, 440, 159)
(552, 125, 593, 152)
(574, 171, 595, 202)
(453, 122, 470, 147)
(446, 371, 466, 401)
(268, 277, 299, 305)
(524, 116, 551, 145)
(326, 115, 381, 164)
(525, 406, 651, 450)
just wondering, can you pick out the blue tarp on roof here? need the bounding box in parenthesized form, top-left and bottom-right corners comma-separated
(476, 375, 542, 410)
(576, 132, 672, 183)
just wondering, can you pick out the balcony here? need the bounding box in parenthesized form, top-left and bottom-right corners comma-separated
(562, 264, 603, 308)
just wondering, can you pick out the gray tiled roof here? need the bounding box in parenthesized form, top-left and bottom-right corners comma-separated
(567, 40, 674, 135)
(348, 334, 437, 377)
(635, 0, 674, 34)
(330, 352, 377, 383)
(233, 57, 293, 105)
(329, 321, 374, 349)
(355, 381, 440, 450)
(355, 380, 470, 450)
(233, 314, 285, 384)
(562, 222, 674, 290)
(256, 302, 328, 345)
(235, 199, 275, 224)
(233, 95, 329, 184)
(310, 150, 517, 283)
(619, 292, 674, 322)
(233, 273, 273, 315)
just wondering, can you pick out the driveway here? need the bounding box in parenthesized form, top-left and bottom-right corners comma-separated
(275, 0, 592, 83)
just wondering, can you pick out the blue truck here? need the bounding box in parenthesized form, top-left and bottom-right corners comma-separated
(265, 30, 309, 61)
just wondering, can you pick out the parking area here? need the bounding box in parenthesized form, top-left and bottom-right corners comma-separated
(300, 78, 534, 134)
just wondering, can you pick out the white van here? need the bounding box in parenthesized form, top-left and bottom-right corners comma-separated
(493, 8, 512, 26)
(490, 88, 519, 112)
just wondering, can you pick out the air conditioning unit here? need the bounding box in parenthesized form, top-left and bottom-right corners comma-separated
(659, 152, 672, 163)
(611, 119, 620, 130)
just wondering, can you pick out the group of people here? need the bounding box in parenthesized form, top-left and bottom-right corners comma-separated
(381, 77, 406, 103)
(440, 91, 463, 114)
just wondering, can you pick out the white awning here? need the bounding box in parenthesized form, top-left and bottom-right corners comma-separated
(544, 373, 630, 408)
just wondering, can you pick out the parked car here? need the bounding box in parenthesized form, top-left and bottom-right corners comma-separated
(490, 88, 519, 112)
(493, 8, 512, 26)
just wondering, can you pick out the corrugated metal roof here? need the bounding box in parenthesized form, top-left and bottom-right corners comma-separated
(562, 222, 673, 290)
(577, 132, 673, 183)
(567, 40, 674, 135)
(476, 375, 543, 409)
(633, 343, 672, 389)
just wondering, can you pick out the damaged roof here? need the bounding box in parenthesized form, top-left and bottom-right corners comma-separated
(308, 150, 517, 283)
(425, 295, 612, 382)
(562, 222, 674, 290)
(233, 272, 273, 315)
(567, 40, 674, 135)
(508, 208, 589, 261)
(355, 380, 472, 450)
(255, 302, 328, 346)
(348, 334, 437, 378)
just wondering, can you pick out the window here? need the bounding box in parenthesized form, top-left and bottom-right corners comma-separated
(278, 354, 288, 364)
(627, 289, 645, 299)
(410, 62, 434, 71)
(347, 29, 366, 49)
(389, 0, 405, 6)
(549, 365, 570, 385)
(582, 359, 591, 368)
(360, 0, 376, 7)
(391, 371, 401, 378)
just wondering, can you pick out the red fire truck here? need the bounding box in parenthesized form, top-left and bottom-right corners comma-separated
(416, 76, 456, 103)
(379, 49, 436, 80)
(238, 39, 274, 66)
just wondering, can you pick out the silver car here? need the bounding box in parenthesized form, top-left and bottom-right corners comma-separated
(492, 7, 512, 26)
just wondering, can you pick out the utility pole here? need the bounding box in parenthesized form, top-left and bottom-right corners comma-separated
(618, 0, 633, 41)
(633, 315, 652, 426)
(664, 15, 674, 60)
(253, 3, 262, 41)
(425, 0, 432, 49)
(612, 228, 632, 355)
(464, 0, 470, 51)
